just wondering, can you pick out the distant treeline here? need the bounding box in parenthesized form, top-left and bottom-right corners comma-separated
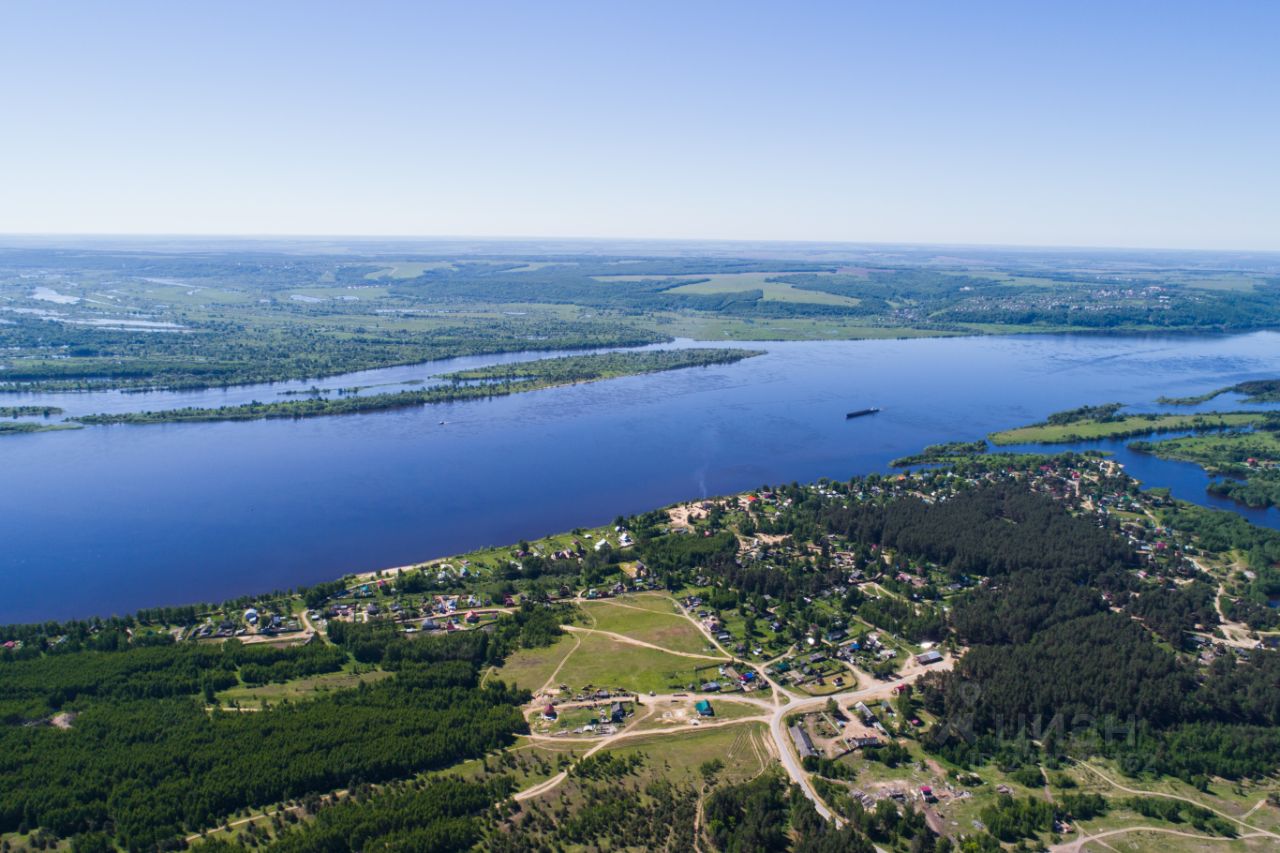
(0, 313, 667, 393)
(0, 405, 63, 417)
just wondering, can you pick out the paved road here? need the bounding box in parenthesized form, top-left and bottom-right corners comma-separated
(765, 661, 952, 823)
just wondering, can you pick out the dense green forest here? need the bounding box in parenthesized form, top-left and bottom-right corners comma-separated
(869, 486, 1280, 781)
(190, 777, 514, 853)
(634, 471, 1280, 788)
(0, 619, 550, 849)
(820, 483, 1134, 584)
(703, 773, 878, 853)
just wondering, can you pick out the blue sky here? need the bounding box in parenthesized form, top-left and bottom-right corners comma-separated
(1, 1, 1276, 249)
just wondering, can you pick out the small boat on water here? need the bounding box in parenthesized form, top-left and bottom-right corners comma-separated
(845, 407, 881, 420)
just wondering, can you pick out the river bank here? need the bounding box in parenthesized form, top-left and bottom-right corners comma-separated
(6, 331, 1280, 622)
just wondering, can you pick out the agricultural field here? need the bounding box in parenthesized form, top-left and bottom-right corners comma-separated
(593, 271, 863, 307)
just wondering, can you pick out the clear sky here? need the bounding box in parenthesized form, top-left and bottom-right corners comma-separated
(1, 1, 1276, 250)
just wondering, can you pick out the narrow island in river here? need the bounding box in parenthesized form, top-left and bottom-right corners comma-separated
(0, 421, 78, 435)
(988, 409, 1266, 446)
(0, 406, 63, 418)
(1158, 379, 1280, 406)
(67, 348, 762, 427)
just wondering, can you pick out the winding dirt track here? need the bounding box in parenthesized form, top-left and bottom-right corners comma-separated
(1055, 826, 1274, 852)
(1056, 762, 1280, 848)
(513, 592, 954, 822)
(561, 624, 729, 661)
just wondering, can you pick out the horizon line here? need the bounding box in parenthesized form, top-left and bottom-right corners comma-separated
(1, 232, 1278, 256)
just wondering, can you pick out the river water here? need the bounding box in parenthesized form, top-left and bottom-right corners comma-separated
(3, 332, 1280, 622)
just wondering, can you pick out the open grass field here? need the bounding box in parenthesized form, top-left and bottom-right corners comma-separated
(553, 631, 723, 695)
(990, 412, 1262, 445)
(580, 599, 718, 656)
(216, 667, 391, 709)
(604, 591, 686, 614)
(490, 632, 580, 692)
(602, 721, 772, 785)
(493, 592, 728, 696)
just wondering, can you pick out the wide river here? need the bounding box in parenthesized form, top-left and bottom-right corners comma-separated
(4, 332, 1280, 623)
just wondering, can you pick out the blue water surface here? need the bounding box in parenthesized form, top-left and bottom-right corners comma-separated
(3, 331, 1280, 622)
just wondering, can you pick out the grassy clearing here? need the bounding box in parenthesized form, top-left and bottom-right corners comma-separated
(216, 667, 390, 709)
(554, 631, 722, 695)
(603, 721, 771, 785)
(1072, 828, 1273, 851)
(607, 591, 686, 614)
(491, 632, 579, 692)
(580, 599, 716, 656)
(1181, 275, 1265, 293)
